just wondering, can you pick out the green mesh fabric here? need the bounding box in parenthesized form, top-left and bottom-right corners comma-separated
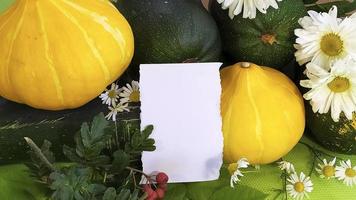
(241, 136, 356, 199)
(0, 0, 13, 13)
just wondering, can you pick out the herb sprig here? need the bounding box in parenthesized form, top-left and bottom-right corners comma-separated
(25, 113, 156, 200)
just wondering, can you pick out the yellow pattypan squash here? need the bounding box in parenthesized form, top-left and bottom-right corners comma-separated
(0, 0, 134, 110)
(221, 62, 305, 164)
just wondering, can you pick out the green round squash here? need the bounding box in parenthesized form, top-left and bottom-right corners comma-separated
(211, 0, 306, 69)
(114, 0, 221, 74)
(306, 103, 356, 154)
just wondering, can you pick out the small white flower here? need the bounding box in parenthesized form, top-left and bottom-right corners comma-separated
(119, 80, 140, 103)
(300, 59, 356, 122)
(351, 12, 356, 20)
(99, 83, 121, 106)
(316, 157, 336, 179)
(294, 6, 356, 68)
(216, 0, 283, 19)
(105, 103, 130, 121)
(335, 160, 356, 187)
(230, 158, 249, 188)
(287, 172, 313, 200)
(278, 161, 295, 174)
(230, 169, 244, 188)
(237, 158, 249, 169)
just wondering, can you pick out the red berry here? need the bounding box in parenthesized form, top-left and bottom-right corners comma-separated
(158, 183, 168, 191)
(147, 191, 158, 200)
(156, 188, 165, 199)
(143, 184, 155, 197)
(156, 172, 169, 184)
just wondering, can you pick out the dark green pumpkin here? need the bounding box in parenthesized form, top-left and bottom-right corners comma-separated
(306, 103, 356, 154)
(211, 0, 306, 69)
(0, 98, 139, 164)
(114, 0, 221, 76)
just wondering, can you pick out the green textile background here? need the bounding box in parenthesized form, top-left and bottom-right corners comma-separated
(0, 0, 13, 13)
(0, 1, 355, 199)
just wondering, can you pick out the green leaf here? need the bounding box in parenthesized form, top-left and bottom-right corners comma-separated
(209, 185, 268, 200)
(129, 189, 139, 200)
(86, 155, 111, 166)
(49, 167, 106, 200)
(91, 113, 110, 139)
(117, 188, 131, 200)
(103, 188, 117, 200)
(111, 150, 130, 173)
(40, 140, 55, 163)
(25, 140, 55, 184)
(63, 113, 113, 165)
(131, 133, 142, 149)
(141, 125, 154, 139)
(63, 145, 82, 163)
(80, 122, 92, 148)
(165, 167, 230, 200)
(87, 184, 107, 195)
(165, 184, 187, 200)
(306, 1, 356, 17)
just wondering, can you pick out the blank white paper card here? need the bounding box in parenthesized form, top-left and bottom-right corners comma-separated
(140, 63, 223, 183)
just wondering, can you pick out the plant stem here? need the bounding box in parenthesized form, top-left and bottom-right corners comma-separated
(103, 172, 107, 183)
(308, 154, 316, 177)
(125, 166, 153, 184)
(115, 121, 120, 148)
(299, 142, 340, 161)
(284, 171, 288, 200)
(132, 170, 137, 187)
(24, 137, 56, 171)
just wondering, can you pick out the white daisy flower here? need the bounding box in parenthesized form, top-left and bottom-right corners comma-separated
(216, 0, 283, 19)
(295, 6, 356, 68)
(335, 160, 356, 187)
(316, 157, 336, 179)
(278, 161, 295, 174)
(105, 103, 130, 122)
(119, 80, 140, 103)
(286, 172, 313, 200)
(230, 168, 244, 188)
(237, 158, 250, 168)
(351, 12, 356, 20)
(300, 59, 356, 122)
(99, 83, 121, 106)
(230, 158, 249, 188)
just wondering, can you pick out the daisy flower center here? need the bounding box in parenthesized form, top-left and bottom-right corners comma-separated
(261, 33, 277, 45)
(320, 33, 344, 57)
(294, 182, 305, 193)
(108, 90, 117, 99)
(327, 77, 350, 93)
(345, 168, 356, 178)
(129, 91, 140, 102)
(322, 166, 335, 177)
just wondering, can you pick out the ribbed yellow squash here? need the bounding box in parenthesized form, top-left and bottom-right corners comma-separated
(0, 0, 134, 110)
(221, 62, 305, 164)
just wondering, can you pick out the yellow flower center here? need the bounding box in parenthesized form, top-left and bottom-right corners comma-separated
(294, 182, 305, 193)
(345, 168, 356, 178)
(129, 91, 140, 102)
(327, 77, 350, 93)
(320, 33, 344, 57)
(108, 90, 117, 99)
(322, 166, 335, 177)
